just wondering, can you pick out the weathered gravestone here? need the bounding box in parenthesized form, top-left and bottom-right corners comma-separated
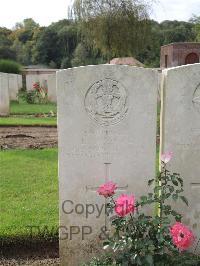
(38, 74, 48, 88)
(8, 74, 20, 100)
(57, 65, 158, 265)
(26, 73, 39, 91)
(17, 74, 23, 90)
(0, 73, 9, 116)
(47, 73, 57, 103)
(160, 63, 200, 246)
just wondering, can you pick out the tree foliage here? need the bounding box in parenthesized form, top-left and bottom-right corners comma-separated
(0, 12, 199, 68)
(70, 0, 153, 60)
(0, 27, 16, 60)
(190, 15, 200, 42)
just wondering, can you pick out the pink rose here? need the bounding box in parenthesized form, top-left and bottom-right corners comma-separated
(161, 151, 173, 164)
(115, 194, 135, 217)
(97, 181, 117, 198)
(170, 222, 195, 251)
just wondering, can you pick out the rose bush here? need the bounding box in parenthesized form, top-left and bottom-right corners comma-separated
(86, 152, 200, 266)
(18, 81, 48, 104)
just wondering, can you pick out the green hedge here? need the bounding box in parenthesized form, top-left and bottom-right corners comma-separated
(0, 59, 22, 74)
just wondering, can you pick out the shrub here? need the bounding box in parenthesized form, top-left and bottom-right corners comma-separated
(0, 59, 22, 74)
(87, 152, 200, 266)
(18, 82, 48, 104)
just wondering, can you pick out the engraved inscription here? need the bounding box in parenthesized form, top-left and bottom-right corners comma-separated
(193, 83, 200, 112)
(65, 129, 135, 158)
(84, 79, 128, 126)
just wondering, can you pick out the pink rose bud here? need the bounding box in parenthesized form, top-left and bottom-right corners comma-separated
(161, 151, 173, 164)
(115, 194, 135, 217)
(97, 181, 117, 198)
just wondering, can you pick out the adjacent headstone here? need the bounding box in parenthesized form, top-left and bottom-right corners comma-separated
(160, 64, 200, 244)
(157, 69, 162, 102)
(39, 74, 49, 88)
(47, 74, 57, 102)
(0, 73, 9, 116)
(26, 74, 39, 91)
(8, 74, 19, 100)
(17, 74, 23, 90)
(57, 65, 158, 265)
(26, 73, 48, 91)
(25, 69, 58, 91)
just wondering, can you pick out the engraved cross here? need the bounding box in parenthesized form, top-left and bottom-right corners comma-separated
(86, 163, 128, 227)
(86, 163, 128, 191)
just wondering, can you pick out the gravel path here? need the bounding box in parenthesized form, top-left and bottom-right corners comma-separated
(0, 258, 60, 266)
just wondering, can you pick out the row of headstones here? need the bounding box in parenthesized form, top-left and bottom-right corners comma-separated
(26, 73, 57, 103)
(0, 72, 57, 117)
(0, 72, 22, 116)
(56, 64, 200, 265)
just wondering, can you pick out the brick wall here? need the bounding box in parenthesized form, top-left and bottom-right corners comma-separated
(160, 43, 200, 68)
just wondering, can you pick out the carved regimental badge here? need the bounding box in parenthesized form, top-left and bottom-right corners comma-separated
(85, 79, 128, 126)
(193, 83, 200, 112)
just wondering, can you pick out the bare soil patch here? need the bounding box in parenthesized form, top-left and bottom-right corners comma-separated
(0, 126, 58, 149)
(0, 258, 60, 266)
(0, 238, 59, 266)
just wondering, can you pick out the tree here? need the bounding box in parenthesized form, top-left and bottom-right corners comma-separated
(137, 19, 197, 67)
(32, 20, 80, 67)
(137, 20, 162, 67)
(70, 0, 153, 61)
(71, 42, 105, 66)
(159, 20, 196, 44)
(10, 18, 41, 65)
(33, 28, 61, 67)
(0, 27, 16, 60)
(190, 15, 200, 42)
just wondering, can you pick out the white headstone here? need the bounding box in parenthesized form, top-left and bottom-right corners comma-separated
(26, 73, 49, 91)
(26, 74, 39, 91)
(8, 74, 19, 100)
(160, 63, 200, 244)
(0, 73, 9, 116)
(57, 65, 158, 265)
(25, 69, 58, 91)
(39, 74, 49, 88)
(47, 74, 57, 102)
(17, 74, 23, 90)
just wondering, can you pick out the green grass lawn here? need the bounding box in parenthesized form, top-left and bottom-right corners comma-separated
(0, 147, 159, 240)
(10, 101, 57, 115)
(0, 149, 58, 239)
(0, 116, 57, 126)
(0, 101, 57, 126)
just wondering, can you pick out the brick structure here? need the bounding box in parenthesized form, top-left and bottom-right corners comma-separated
(160, 42, 200, 68)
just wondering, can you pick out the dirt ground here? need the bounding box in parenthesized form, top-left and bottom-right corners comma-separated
(0, 126, 58, 149)
(0, 239, 59, 266)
